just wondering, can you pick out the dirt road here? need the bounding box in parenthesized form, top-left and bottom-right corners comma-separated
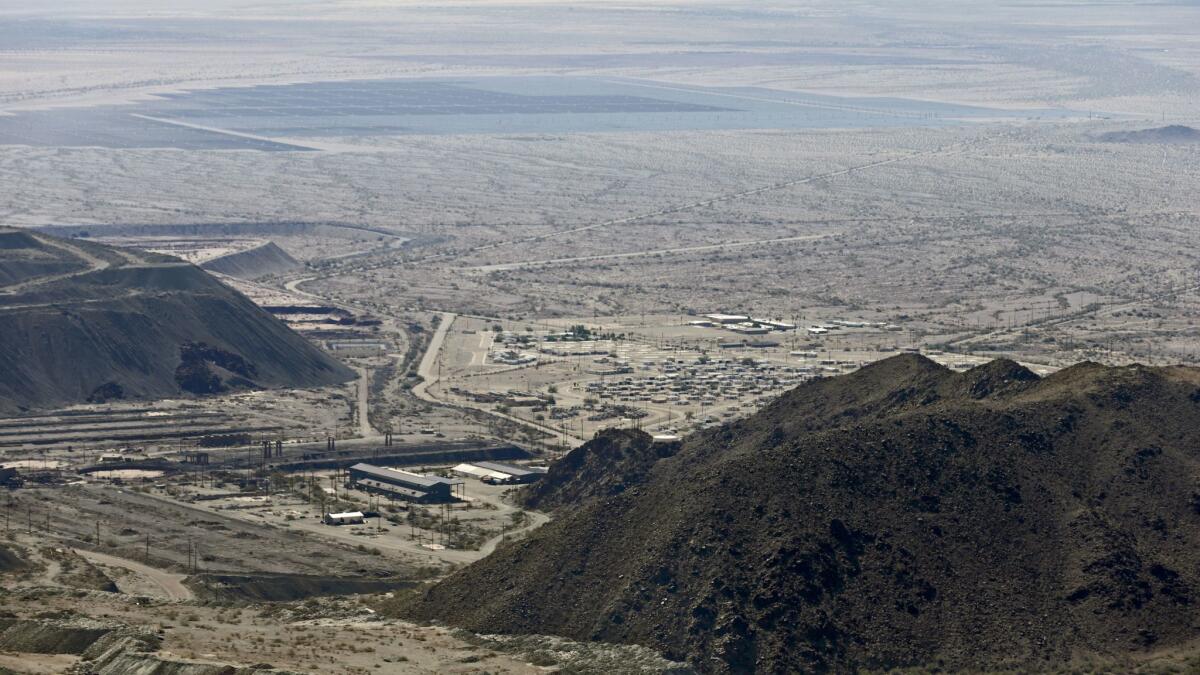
(479, 509, 550, 557)
(73, 548, 194, 601)
(0, 234, 111, 294)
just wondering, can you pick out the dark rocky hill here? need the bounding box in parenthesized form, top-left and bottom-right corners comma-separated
(407, 355, 1200, 672)
(1097, 125, 1200, 144)
(520, 428, 680, 511)
(0, 227, 353, 412)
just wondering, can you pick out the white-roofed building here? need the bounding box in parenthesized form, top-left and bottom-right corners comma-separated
(323, 511, 364, 526)
(452, 463, 512, 482)
(704, 313, 750, 324)
(452, 461, 547, 485)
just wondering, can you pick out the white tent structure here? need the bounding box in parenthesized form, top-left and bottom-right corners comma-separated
(452, 463, 511, 482)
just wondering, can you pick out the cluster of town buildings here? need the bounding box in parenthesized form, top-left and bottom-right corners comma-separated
(582, 356, 825, 422)
(690, 313, 903, 337)
(490, 327, 619, 364)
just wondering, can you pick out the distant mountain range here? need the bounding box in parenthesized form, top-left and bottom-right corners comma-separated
(1097, 124, 1200, 144)
(408, 355, 1200, 672)
(0, 227, 352, 412)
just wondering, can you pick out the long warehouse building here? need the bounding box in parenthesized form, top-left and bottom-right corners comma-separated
(348, 463, 463, 503)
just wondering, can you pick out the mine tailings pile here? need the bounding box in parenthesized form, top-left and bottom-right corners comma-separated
(405, 354, 1200, 672)
(0, 228, 353, 412)
(200, 240, 300, 279)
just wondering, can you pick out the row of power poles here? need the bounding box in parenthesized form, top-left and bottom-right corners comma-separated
(4, 498, 199, 573)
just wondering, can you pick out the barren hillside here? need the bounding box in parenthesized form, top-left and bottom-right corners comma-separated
(408, 355, 1200, 672)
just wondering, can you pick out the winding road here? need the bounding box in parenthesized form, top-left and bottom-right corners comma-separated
(478, 509, 550, 557)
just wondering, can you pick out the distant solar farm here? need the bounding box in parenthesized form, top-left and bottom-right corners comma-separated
(0, 76, 1080, 151)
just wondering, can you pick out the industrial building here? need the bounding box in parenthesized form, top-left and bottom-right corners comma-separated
(452, 461, 547, 485)
(751, 318, 797, 330)
(323, 511, 364, 526)
(727, 322, 770, 335)
(347, 463, 463, 502)
(702, 313, 798, 335)
(704, 313, 750, 324)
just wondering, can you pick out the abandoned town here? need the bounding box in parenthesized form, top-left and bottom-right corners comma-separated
(3, 0, 1200, 673)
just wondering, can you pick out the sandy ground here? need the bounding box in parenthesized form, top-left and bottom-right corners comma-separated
(0, 536, 546, 674)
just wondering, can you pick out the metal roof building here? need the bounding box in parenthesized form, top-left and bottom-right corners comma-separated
(347, 463, 463, 502)
(452, 463, 511, 482)
(323, 511, 364, 525)
(476, 461, 546, 484)
(704, 313, 750, 324)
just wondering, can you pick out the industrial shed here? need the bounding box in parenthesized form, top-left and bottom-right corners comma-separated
(323, 511, 364, 526)
(347, 463, 462, 503)
(452, 463, 511, 482)
(453, 461, 547, 485)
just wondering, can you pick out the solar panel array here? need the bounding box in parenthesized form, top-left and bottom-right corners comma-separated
(0, 77, 1074, 151)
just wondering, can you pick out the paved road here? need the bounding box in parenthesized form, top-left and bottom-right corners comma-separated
(130, 113, 316, 151)
(283, 275, 321, 299)
(411, 311, 455, 401)
(73, 548, 194, 601)
(355, 366, 375, 437)
(410, 312, 587, 447)
(468, 232, 835, 272)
